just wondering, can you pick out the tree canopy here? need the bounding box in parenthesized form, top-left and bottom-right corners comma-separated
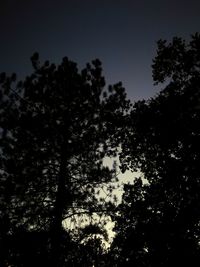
(112, 33, 200, 266)
(1, 33, 200, 266)
(0, 54, 129, 266)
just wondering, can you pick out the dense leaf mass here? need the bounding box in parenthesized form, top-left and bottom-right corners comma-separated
(1, 33, 200, 266)
(0, 55, 129, 266)
(112, 33, 200, 266)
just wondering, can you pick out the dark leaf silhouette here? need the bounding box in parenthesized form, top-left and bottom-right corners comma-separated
(112, 33, 200, 266)
(0, 55, 130, 266)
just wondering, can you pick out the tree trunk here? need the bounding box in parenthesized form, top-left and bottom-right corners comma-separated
(50, 148, 68, 267)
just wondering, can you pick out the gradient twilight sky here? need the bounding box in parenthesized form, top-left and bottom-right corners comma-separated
(1, 0, 200, 101)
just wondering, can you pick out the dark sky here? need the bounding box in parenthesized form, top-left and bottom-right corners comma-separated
(1, 0, 200, 101)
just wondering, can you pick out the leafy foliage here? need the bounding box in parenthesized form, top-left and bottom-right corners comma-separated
(0, 55, 130, 266)
(112, 33, 200, 266)
(1, 33, 200, 266)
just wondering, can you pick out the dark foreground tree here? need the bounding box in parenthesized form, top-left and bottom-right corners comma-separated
(0, 55, 130, 266)
(111, 33, 200, 266)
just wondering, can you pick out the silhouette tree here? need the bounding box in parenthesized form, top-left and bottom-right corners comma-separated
(112, 33, 200, 266)
(0, 54, 130, 266)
